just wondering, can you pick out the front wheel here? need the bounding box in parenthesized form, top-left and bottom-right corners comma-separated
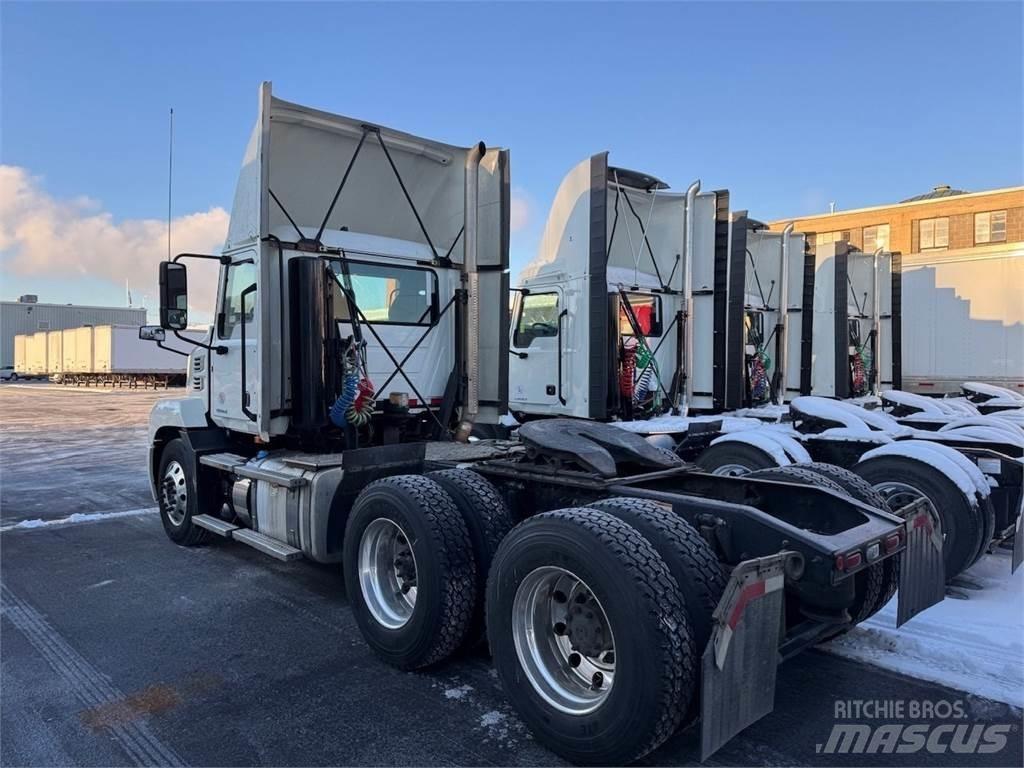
(157, 438, 212, 546)
(487, 508, 694, 765)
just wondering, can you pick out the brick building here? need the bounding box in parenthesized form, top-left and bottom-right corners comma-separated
(768, 184, 1023, 255)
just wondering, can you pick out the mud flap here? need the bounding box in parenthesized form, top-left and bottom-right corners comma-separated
(896, 499, 946, 627)
(700, 553, 789, 761)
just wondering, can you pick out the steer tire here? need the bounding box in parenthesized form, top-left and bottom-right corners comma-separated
(587, 497, 724, 655)
(344, 475, 476, 670)
(854, 455, 984, 580)
(486, 507, 694, 765)
(156, 438, 213, 546)
(746, 465, 887, 629)
(797, 462, 900, 620)
(426, 469, 515, 647)
(695, 441, 780, 475)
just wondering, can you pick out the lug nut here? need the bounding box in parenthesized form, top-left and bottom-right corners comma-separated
(552, 590, 567, 603)
(553, 621, 567, 635)
(568, 653, 581, 668)
(591, 672, 604, 689)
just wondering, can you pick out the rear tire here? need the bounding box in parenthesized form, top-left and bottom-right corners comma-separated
(854, 455, 984, 579)
(343, 475, 476, 670)
(695, 441, 779, 476)
(157, 438, 212, 546)
(486, 508, 694, 765)
(587, 497, 724, 654)
(426, 469, 514, 647)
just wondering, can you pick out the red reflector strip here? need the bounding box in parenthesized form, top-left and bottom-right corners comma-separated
(912, 514, 933, 533)
(727, 581, 766, 630)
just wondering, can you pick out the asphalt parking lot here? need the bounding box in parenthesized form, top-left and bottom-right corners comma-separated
(2, 384, 1022, 767)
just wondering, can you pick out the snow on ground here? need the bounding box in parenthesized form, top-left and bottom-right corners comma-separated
(825, 551, 1024, 707)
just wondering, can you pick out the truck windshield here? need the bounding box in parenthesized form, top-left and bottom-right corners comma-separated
(329, 259, 438, 326)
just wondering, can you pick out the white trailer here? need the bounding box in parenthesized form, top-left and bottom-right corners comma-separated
(57, 324, 202, 387)
(13, 335, 27, 375)
(25, 331, 49, 375)
(901, 244, 1023, 396)
(47, 330, 63, 376)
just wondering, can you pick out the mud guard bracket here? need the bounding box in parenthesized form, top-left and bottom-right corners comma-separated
(700, 552, 790, 761)
(895, 498, 946, 626)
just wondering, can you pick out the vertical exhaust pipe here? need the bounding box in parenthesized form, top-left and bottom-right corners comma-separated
(775, 223, 794, 405)
(871, 247, 883, 396)
(455, 141, 487, 442)
(680, 179, 700, 415)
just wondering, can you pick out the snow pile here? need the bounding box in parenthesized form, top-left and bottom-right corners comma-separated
(826, 553, 1024, 707)
(0, 507, 158, 533)
(963, 381, 1024, 403)
(613, 414, 762, 435)
(709, 428, 812, 465)
(860, 441, 991, 500)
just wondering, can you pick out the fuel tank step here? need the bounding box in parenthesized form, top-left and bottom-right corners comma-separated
(232, 528, 303, 561)
(192, 515, 239, 537)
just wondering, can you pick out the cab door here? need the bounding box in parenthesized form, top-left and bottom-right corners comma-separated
(508, 287, 566, 414)
(210, 253, 260, 433)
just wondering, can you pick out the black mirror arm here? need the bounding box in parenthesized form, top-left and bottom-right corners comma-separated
(173, 330, 228, 355)
(157, 341, 190, 358)
(173, 252, 232, 265)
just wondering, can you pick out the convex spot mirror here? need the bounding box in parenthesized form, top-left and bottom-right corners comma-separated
(138, 325, 166, 342)
(160, 261, 188, 330)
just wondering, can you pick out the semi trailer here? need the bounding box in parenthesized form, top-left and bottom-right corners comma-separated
(506, 159, 1022, 583)
(140, 84, 944, 765)
(13, 325, 203, 386)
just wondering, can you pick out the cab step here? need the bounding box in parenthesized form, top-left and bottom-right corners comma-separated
(192, 515, 239, 538)
(232, 528, 303, 561)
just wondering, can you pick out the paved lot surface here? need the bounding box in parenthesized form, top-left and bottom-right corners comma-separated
(2, 384, 1022, 767)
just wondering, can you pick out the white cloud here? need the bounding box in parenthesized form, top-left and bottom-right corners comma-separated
(510, 188, 531, 233)
(0, 165, 229, 317)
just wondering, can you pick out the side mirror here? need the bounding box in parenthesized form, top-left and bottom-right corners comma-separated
(138, 325, 166, 342)
(159, 261, 188, 330)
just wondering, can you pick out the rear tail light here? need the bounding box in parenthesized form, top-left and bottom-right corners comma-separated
(884, 531, 903, 553)
(835, 550, 863, 572)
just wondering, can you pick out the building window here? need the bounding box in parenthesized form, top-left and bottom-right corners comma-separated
(919, 217, 949, 250)
(36, 321, 50, 330)
(975, 210, 1007, 244)
(814, 230, 849, 247)
(863, 224, 890, 252)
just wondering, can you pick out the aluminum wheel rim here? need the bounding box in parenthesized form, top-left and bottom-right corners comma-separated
(358, 518, 418, 629)
(161, 460, 188, 526)
(873, 481, 944, 538)
(512, 566, 616, 715)
(711, 463, 752, 477)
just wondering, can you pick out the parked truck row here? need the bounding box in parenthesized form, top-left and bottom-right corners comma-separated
(135, 84, 956, 765)
(12, 324, 204, 387)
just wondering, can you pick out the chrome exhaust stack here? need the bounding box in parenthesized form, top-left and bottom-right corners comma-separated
(775, 222, 794, 405)
(680, 179, 701, 415)
(455, 141, 487, 442)
(871, 247, 884, 396)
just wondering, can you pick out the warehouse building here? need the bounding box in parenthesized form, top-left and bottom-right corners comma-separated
(0, 296, 146, 368)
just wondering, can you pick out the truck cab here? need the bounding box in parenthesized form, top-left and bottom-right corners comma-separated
(145, 82, 509, 561)
(508, 153, 729, 421)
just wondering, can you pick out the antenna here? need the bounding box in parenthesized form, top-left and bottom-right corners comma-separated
(167, 107, 174, 260)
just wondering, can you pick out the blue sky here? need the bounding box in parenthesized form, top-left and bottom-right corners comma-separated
(2, 1, 1022, 311)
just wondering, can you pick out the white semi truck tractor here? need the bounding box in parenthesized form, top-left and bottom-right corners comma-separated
(143, 85, 945, 765)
